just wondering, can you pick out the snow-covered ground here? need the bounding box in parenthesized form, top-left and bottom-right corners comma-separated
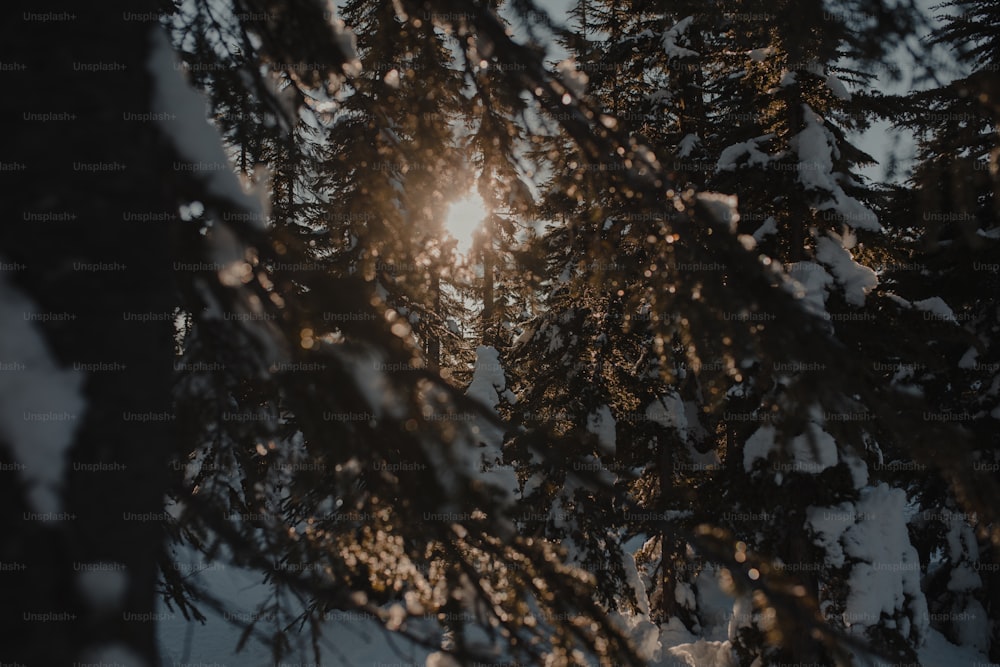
(916, 629, 998, 667)
(156, 549, 433, 667)
(156, 546, 999, 667)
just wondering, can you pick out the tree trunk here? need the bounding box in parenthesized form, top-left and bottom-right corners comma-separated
(428, 272, 442, 371)
(482, 213, 496, 347)
(656, 437, 679, 623)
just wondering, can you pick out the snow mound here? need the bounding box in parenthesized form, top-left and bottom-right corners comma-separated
(916, 627, 998, 667)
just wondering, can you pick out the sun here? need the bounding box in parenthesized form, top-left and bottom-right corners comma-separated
(444, 191, 488, 255)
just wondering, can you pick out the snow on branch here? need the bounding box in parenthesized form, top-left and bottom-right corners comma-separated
(147, 27, 267, 228)
(0, 269, 86, 516)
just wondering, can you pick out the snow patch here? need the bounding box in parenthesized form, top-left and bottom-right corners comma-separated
(784, 261, 834, 320)
(77, 563, 129, 612)
(696, 192, 739, 231)
(752, 216, 778, 242)
(646, 392, 691, 442)
(959, 347, 979, 369)
(843, 452, 869, 490)
(745, 408, 839, 475)
(885, 293, 912, 308)
(917, 627, 995, 667)
(622, 549, 651, 617)
(426, 652, 461, 667)
(887, 294, 959, 325)
(82, 644, 148, 667)
(675, 581, 697, 608)
(338, 348, 405, 420)
(677, 133, 701, 158)
(743, 424, 777, 472)
(912, 296, 958, 323)
(662, 17, 699, 60)
(464, 346, 518, 503)
(0, 270, 86, 516)
(147, 28, 265, 227)
(667, 638, 737, 667)
(814, 232, 877, 307)
(809, 484, 928, 636)
(792, 104, 880, 231)
(556, 59, 589, 97)
(466, 346, 506, 408)
(586, 405, 617, 454)
(806, 501, 854, 568)
(787, 409, 839, 474)
(716, 135, 775, 171)
(825, 73, 852, 100)
(952, 598, 991, 653)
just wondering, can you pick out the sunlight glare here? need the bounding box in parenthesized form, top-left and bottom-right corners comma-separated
(444, 192, 487, 255)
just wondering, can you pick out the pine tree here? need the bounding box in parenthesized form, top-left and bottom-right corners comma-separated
(160, 3, 1000, 660)
(500, 1, 989, 665)
(156, 2, 652, 666)
(886, 0, 1000, 659)
(10, 0, 1000, 665)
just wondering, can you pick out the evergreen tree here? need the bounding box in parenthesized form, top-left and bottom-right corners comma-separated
(158, 2, 649, 666)
(7, 0, 1000, 665)
(886, 0, 1000, 659)
(501, 1, 998, 665)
